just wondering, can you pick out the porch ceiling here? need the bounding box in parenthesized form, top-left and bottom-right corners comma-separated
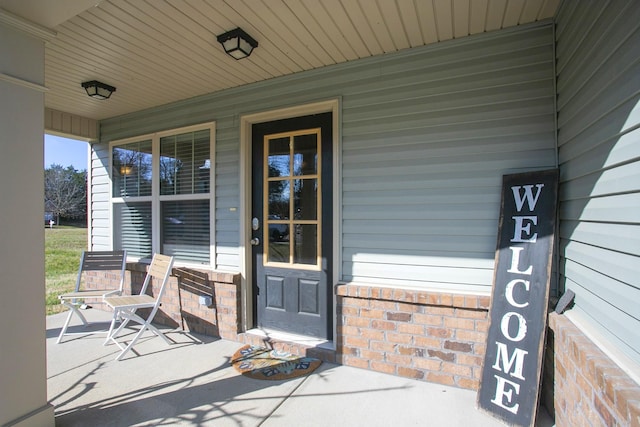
(2, 0, 559, 122)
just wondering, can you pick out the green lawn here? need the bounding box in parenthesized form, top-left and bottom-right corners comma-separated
(45, 226, 87, 315)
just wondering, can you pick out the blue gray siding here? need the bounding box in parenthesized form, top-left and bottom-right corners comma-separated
(95, 22, 556, 293)
(556, 1, 640, 365)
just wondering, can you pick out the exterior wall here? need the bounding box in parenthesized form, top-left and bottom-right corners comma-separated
(0, 19, 55, 427)
(550, 0, 640, 425)
(94, 22, 557, 295)
(556, 0, 640, 368)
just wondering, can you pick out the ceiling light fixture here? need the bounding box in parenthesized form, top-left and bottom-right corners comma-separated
(216, 27, 258, 60)
(119, 164, 133, 176)
(81, 80, 116, 100)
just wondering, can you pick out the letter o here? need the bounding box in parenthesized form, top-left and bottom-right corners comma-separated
(500, 312, 527, 342)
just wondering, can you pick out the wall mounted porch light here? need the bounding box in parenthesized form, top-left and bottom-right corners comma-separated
(81, 80, 116, 100)
(216, 27, 258, 59)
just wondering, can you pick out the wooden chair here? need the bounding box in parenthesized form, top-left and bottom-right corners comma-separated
(104, 253, 174, 361)
(57, 250, 127, 343)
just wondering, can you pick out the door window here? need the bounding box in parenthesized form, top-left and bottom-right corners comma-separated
(264, 129, 321, 269)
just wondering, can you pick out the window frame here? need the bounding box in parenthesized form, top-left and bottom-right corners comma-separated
(109, 122, 216, 267)
(263, 128, 322, 271)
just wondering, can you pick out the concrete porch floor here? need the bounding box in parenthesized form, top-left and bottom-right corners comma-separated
(47, 309, 554, 426)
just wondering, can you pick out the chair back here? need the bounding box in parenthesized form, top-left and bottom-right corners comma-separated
(138, 253, 174, 301)
(75, 250, 127, 292)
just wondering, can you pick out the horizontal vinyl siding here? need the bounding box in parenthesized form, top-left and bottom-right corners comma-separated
(340, 24, 556, 292)
(97, 22, 556, 292)
(556, 0, 640, 365)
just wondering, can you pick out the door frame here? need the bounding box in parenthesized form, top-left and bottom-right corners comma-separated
(239, 98, 341, 340)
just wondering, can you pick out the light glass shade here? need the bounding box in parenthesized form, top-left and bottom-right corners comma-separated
(81, 80, 116, 100)
(217, 28, 258, 60)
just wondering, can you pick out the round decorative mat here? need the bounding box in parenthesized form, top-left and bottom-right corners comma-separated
(231, 344, 322, 380)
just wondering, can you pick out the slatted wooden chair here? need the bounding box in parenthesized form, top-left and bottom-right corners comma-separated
(103, 253, 175, 361)
(57, 250, 127, 343)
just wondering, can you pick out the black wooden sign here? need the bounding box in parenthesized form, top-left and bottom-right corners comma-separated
(478, 169, 559, 426)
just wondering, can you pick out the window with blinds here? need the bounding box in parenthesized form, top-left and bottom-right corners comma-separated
(111, 123, 215, 265)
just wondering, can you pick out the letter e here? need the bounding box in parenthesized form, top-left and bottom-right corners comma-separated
(511, 216, 538, 243)
(491, 375, 521, 414)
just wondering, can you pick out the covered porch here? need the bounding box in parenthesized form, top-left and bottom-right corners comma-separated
(46, 309, 552, 426)
(1, 0, 639, 425)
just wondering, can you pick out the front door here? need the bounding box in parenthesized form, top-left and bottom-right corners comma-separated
(251, 112, 332, 339)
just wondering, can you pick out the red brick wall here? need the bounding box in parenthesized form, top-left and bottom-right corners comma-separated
(83, 269, 127, 292)
(87, 263, 241, 340)
(335, 283, 490, 390)
(549, 313, 640, 427)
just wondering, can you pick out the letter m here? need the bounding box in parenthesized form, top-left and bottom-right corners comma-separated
(511, 184, 544, 212)
(492, 341, 528, 380)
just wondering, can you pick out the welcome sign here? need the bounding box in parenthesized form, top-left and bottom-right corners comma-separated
(478, 169, 558, 426)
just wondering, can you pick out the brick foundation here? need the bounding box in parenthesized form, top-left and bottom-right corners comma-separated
(87, 263, 242, 340)
(335, 283, 490, 390)
(549, 312, 640, 427)
(86, 271, 493, 390)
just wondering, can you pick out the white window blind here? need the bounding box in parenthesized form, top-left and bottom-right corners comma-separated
(113, 202, 152, 259)
(161, 200, 210, 264)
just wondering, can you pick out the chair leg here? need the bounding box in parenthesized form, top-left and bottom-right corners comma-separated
(56, 302, 88, 344)
(74, 305, 89, 326)
(104, 308, 136, 346)
(115, 324, 147, 361)
(109, 311, 172, 360)
(104, 310, 124, 346)
(114, 320, 172, 361)
(56, 308, 74, 344)
(145, 323, 172, 345)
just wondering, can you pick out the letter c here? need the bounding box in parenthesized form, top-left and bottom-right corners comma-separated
(505, 279, 530, 308)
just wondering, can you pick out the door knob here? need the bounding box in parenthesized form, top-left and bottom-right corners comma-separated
(250, 237, 260, 246)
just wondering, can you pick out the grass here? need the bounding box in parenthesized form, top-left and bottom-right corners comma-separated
(45, 226, 87, 315)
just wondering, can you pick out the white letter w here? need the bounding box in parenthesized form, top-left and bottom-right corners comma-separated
(511, 184, 544, 212)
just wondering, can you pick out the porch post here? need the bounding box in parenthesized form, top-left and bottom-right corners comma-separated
(0, 12, 55, 426)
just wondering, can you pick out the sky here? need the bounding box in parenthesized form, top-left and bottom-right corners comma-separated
(44, 134, 89, 170)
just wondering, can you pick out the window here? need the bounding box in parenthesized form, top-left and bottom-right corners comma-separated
(111, 123, 215, 265)
(265, 129, 321, 269)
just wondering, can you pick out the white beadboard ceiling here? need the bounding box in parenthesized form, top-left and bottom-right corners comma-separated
(3, 0, 560, 121)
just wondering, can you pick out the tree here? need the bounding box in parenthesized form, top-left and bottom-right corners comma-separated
(44, 164, 87, 224)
